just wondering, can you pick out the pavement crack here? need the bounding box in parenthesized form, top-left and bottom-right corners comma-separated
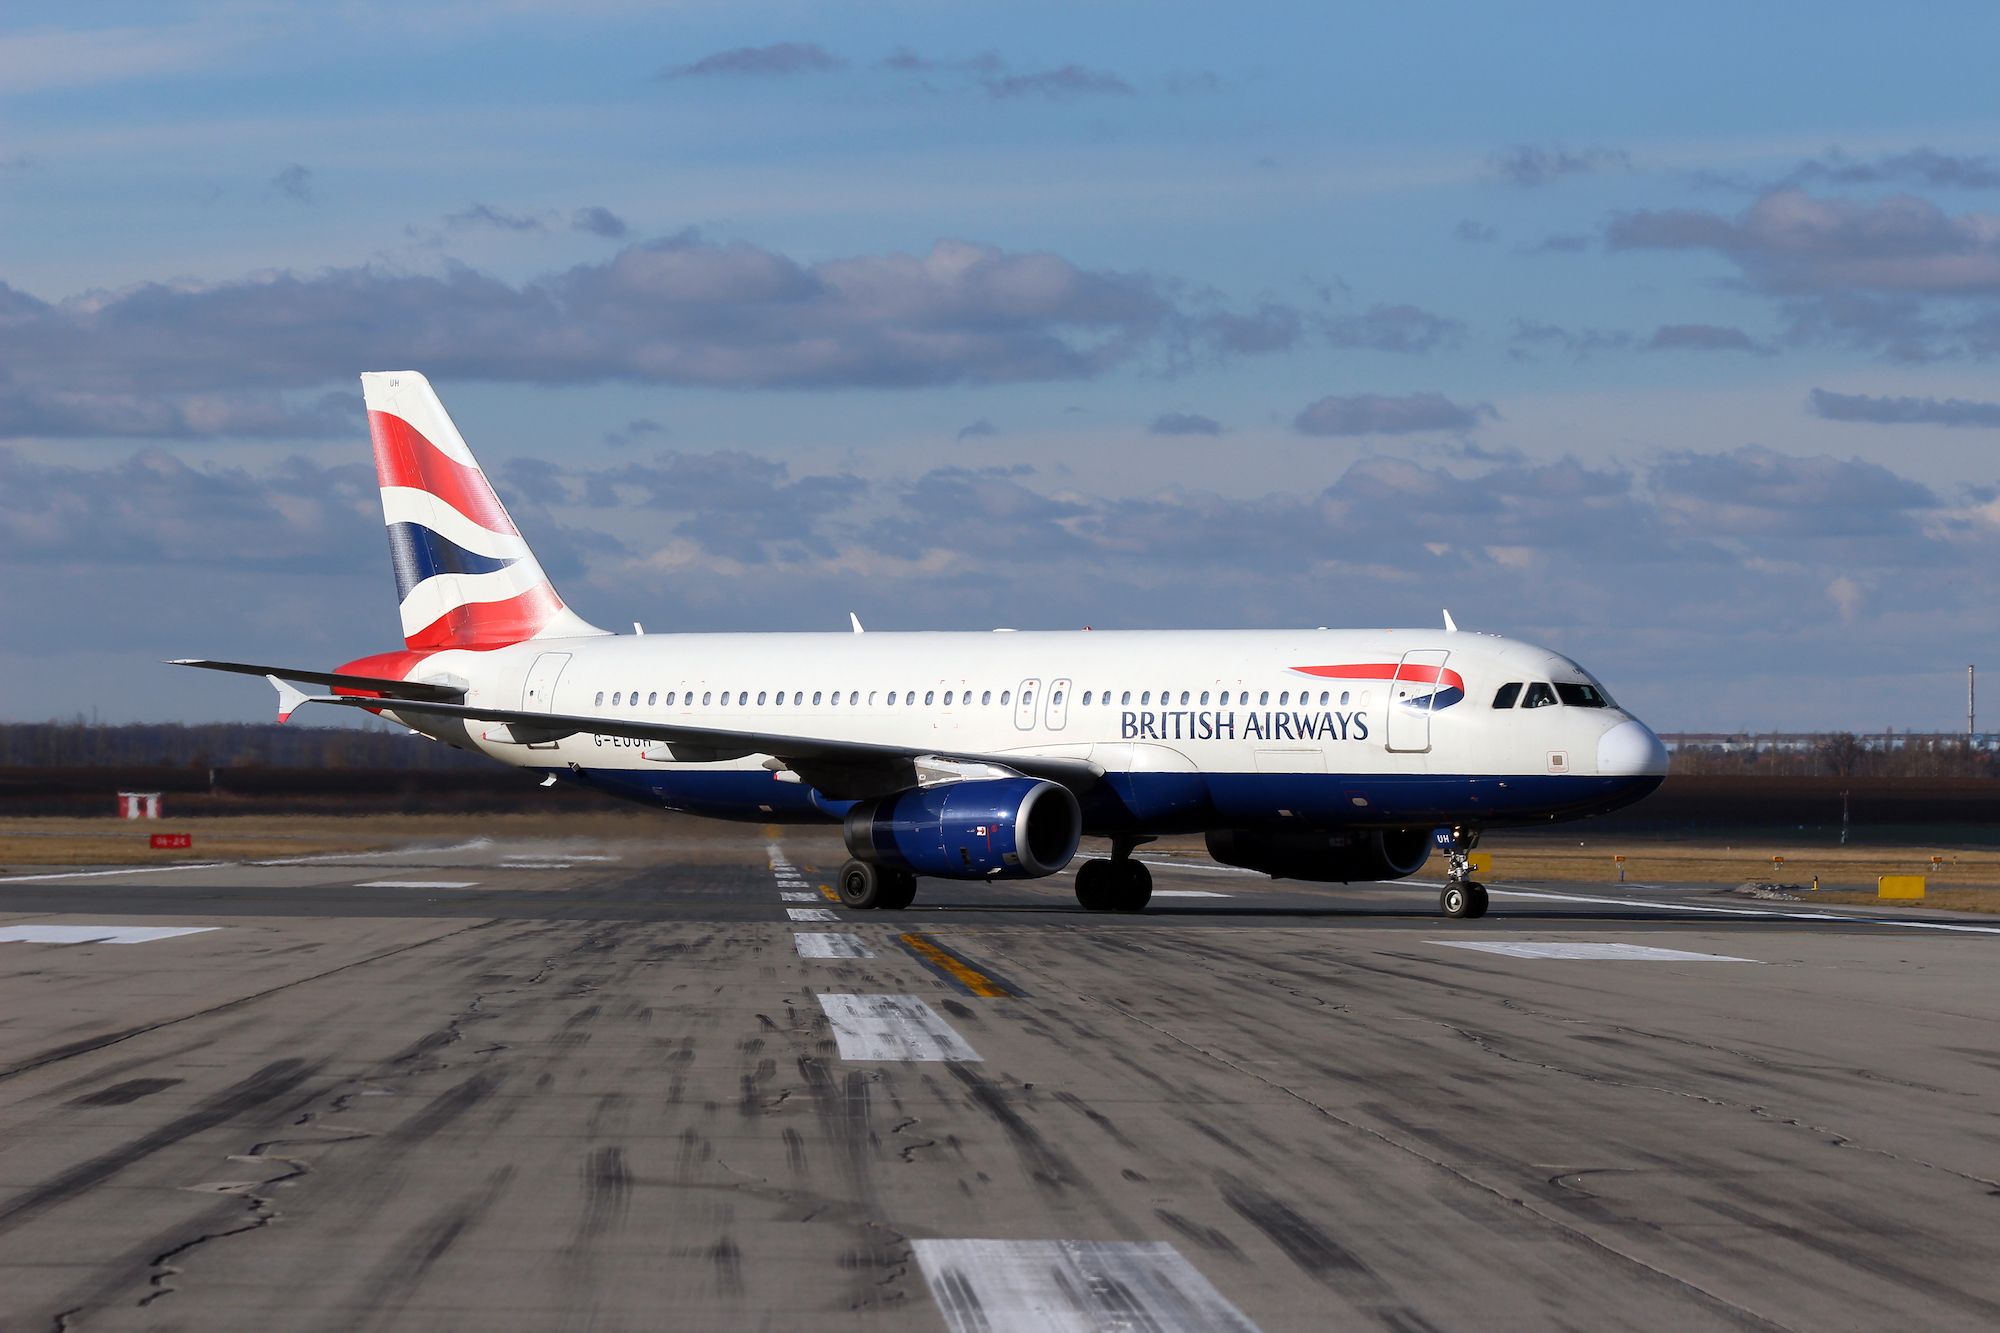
(1084, 992, 1797, 1332)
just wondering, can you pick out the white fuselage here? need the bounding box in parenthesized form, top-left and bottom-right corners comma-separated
(385, 627, 1667, 835)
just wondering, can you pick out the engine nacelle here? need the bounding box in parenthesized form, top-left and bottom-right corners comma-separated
(1204, 827, 1432, 883)
(843, 777, 1082, 880)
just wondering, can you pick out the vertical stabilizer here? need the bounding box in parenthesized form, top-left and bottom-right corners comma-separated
(361, 371, 605, 650)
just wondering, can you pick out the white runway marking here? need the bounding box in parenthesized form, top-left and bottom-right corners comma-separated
(780, 892, 823, 902)
(795, 933, 874, 959)
(0, 925, 218, 945)
(1437, 940, 1759, 963)
(1151, 889, 1230, 898)
(787, 907, 840, 922)
(1133, 857, 1265, 876)
(914, 1239, 1259, 1333)
(499, 861, 573, 870)
(0, 863, 228, 884)
(817, 994, 980, 1061)
(1488, 886, 2000, 936)
(357, 880, 480, 889)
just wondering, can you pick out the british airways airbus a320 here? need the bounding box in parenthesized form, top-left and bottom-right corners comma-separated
(179, 373, 1668, 917)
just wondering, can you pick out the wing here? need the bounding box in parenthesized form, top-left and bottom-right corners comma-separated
(171, 659, 465, 703)
(263, 685, 1103, 799)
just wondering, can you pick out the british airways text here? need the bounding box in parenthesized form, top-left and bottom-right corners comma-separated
(1120, 710, 1370, 742)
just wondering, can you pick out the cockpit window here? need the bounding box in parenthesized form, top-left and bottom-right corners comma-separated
(1492, 682, 1522, 709)
(1556, 682, 1610, 708)
(1521, 681, 1558, 708)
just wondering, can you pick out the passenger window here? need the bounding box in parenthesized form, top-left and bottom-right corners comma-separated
(1259, 690, 1270, 705)
(925, 691, 935, 705)
(1178, 690, 1189, 705)
(944, 690, 954, 705)
(1522, 682, 1558, 708)
(739, 691, 748, 706)
(1493, 682, 1522, 709)
(1141, 691, 1151, 705)
(813, 691, 823, 705)
(1001, 691, 1011, 705)
(907, 690, 917, 704)
(595, 691, 605, 706)
(830, 691, 840, 706)
(868, 691, 877, 705)
(718, 691, 728, 707)
(666, 691, 676, 706)
(1555, 682, 1609, 708)
(647, 691, 657, 706)
(1053, 689, 1064, 705)
(849, 691, 858, 705)
(702, 691, 712, 705)
(1340, 691, 1350, 706)
(1023, 689, 1034, 706)
(1279, 691, 1289, 705)
(757, 691, 766, 705)
(631, 689, 640, 706)
(982, 690, 992, 705)
(793, 691, 803, 706)
(1121, 690, 1132, 705)
(774, 691, 784, 706)
(611, 691, 621, 706)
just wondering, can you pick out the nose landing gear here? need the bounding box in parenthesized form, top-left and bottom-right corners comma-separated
(1441, 826, 1489, 919)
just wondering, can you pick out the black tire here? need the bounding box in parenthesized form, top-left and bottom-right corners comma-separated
(1113, 859, 1153, 913)
(1440, 883, 1472, 918)
(877, 869, 919, 911)
(1074, 859, 1114, 911)
(839, 859, 884, 909)
(1464, 883, 1489, 918)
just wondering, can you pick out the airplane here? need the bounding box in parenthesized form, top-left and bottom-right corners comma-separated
(177, 372, 1668, 917)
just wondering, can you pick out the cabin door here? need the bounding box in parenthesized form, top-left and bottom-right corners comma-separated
(1384, 649, 1450, 754)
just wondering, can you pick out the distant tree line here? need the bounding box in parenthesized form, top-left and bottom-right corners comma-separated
(1670, 734, 1997, 779)
(0, 720, 489, 771)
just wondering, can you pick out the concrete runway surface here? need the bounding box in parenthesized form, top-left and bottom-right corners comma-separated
(1, 830, 1997, 1331)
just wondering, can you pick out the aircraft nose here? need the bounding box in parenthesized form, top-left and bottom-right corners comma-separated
(1597, 719, 1668, 777)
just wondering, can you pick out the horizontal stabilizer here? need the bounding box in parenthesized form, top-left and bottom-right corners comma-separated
(169, 659, 465, 703)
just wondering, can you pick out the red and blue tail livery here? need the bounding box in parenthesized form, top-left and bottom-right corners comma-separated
(361, 373, 603, 652)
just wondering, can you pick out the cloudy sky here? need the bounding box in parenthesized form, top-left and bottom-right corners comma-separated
(7, 1, 2000, 731)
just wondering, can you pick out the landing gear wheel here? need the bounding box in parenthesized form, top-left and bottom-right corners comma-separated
(1463, 883, 1489, 918)
(838, 859, 885, 909)
(1441, 882, 1473, 918)
(876, 869, 919, 911)
(1112, 859, 1152, 913)
(1074, 858, 1115, 911)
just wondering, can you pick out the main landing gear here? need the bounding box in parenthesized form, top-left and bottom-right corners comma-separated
(1074, 839, 1153, 913)
(838, 859, 918, 910)
(1440, 825, 1489, 919)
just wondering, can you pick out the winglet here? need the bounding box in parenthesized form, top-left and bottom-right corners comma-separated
(265, 674, 311, 724)
(1442, 609, 1458, 633)
(849, 613, 865, 634)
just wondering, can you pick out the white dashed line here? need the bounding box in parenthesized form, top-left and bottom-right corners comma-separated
(795, 933, 874, 959)
(817, 994, 980, 1061)
(1151, 889, 1230, 898)
(914, 1239, 1259, 1333)
(357, 880, 480, 889)
(0, 863, 229, 884)
(1436, 940, 1759, 962)
(787, 907, 840, 922)
(781, 892, 825, 902)
(0, 925, 219, 945)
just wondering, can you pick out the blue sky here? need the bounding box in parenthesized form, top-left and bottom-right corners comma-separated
(7, 1, 2000, 731)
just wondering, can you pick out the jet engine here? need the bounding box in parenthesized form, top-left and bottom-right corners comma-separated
(843, 777, 1081, 880)
(1204, 827, 1431, 883)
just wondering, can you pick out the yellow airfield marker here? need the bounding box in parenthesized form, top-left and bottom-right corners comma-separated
(1878, 875, 1926, 900)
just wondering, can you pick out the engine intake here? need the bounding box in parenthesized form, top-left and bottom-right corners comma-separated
(1204, 827, 1431, 883)
(843, 777, 1082, 880)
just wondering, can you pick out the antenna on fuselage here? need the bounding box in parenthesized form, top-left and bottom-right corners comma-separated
(1442, 609, 1459, 633)
(849, 613, 865, 633)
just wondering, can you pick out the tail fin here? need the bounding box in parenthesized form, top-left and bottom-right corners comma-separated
(361, 371, 606, 651)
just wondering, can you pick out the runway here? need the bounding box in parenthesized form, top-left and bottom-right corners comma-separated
(1, 831, 1997, 1331)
